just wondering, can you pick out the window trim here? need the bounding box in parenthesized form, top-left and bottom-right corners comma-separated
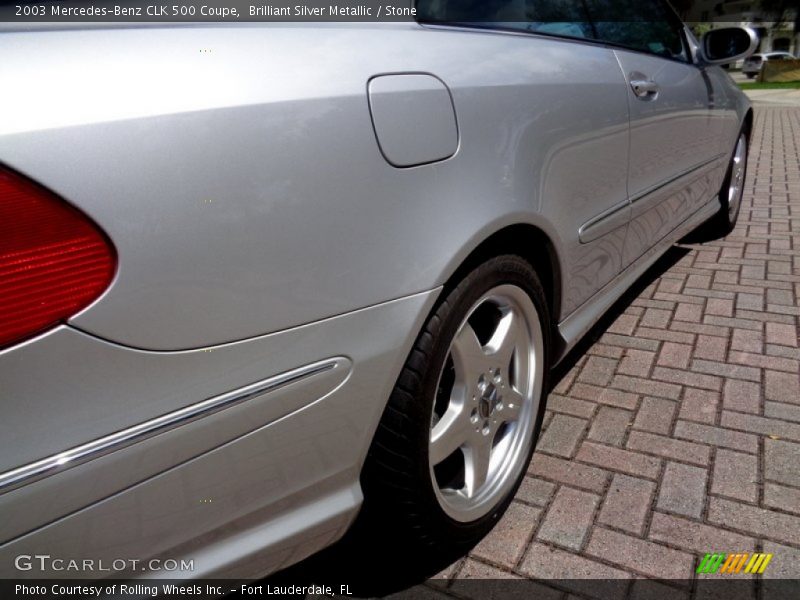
(415, 20, 695, 66)
(659, 0, 693, 64)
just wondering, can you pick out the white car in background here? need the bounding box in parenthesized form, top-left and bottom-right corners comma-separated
(742, 51, 796, 78)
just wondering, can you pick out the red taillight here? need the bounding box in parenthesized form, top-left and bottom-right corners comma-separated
(0, 169, 116, 348)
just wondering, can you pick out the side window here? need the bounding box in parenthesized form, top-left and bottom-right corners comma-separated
(415, 0, 594, 40)
(584, 0, 689, 62)
(415, 0, 690, 63)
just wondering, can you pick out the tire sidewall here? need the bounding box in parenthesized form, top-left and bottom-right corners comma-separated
(721, 132, 748, 230)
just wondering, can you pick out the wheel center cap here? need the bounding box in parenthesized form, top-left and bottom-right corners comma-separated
(478, 380, 501, 419)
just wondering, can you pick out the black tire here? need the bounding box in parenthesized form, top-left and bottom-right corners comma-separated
(746, 73, 757, 79)
(358, 255, 551, 562)
(708, 129, 749, 237)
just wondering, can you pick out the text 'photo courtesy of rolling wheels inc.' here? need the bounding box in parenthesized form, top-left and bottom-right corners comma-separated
(0, 0, 799, 599)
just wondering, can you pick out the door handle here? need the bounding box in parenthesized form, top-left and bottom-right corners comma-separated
(631, 79, 659, 98)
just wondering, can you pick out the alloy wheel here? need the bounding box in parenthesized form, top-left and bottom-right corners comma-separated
(728, 133, 747, 221)
(428, 284, 544, 523)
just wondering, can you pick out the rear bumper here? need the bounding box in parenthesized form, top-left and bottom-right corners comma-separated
(0, 288, 439, 579)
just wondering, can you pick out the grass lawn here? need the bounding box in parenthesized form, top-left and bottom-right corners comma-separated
(738, 81, 800, 90)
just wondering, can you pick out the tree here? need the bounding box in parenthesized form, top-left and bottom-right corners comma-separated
(758, 0, 800, 36)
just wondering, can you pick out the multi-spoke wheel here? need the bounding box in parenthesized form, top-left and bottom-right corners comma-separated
(710, 129, 749, 236)
(359, 255, 550, 558)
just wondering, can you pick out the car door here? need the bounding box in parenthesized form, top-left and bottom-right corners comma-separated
(588, 0, 724, 267)
(415, 0, 632, 317)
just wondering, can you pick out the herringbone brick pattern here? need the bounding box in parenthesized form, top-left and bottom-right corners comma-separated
(439, 108, 800, 591)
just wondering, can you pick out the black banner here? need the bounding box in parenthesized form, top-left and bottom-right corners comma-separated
(1, 0, 794, 23)
(4, 579, 800, 600)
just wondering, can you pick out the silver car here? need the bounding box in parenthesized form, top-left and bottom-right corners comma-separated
(0, 3, 756, 582)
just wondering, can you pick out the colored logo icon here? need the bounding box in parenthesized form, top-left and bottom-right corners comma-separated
(697, 553, 773, 574)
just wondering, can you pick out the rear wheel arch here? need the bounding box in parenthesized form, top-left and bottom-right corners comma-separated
(439, 224, 563, 335)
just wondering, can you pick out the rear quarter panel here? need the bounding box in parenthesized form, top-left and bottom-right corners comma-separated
(0, 23, 628, 350)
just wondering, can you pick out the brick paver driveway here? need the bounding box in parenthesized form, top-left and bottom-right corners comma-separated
(439, 107, 800, 589)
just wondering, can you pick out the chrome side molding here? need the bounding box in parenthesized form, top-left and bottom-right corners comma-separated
(0, 358, 343, 495)
(578, 199, 630, 244)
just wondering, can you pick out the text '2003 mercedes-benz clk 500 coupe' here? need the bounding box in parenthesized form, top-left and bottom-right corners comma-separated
(0, 0, 756, 584)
